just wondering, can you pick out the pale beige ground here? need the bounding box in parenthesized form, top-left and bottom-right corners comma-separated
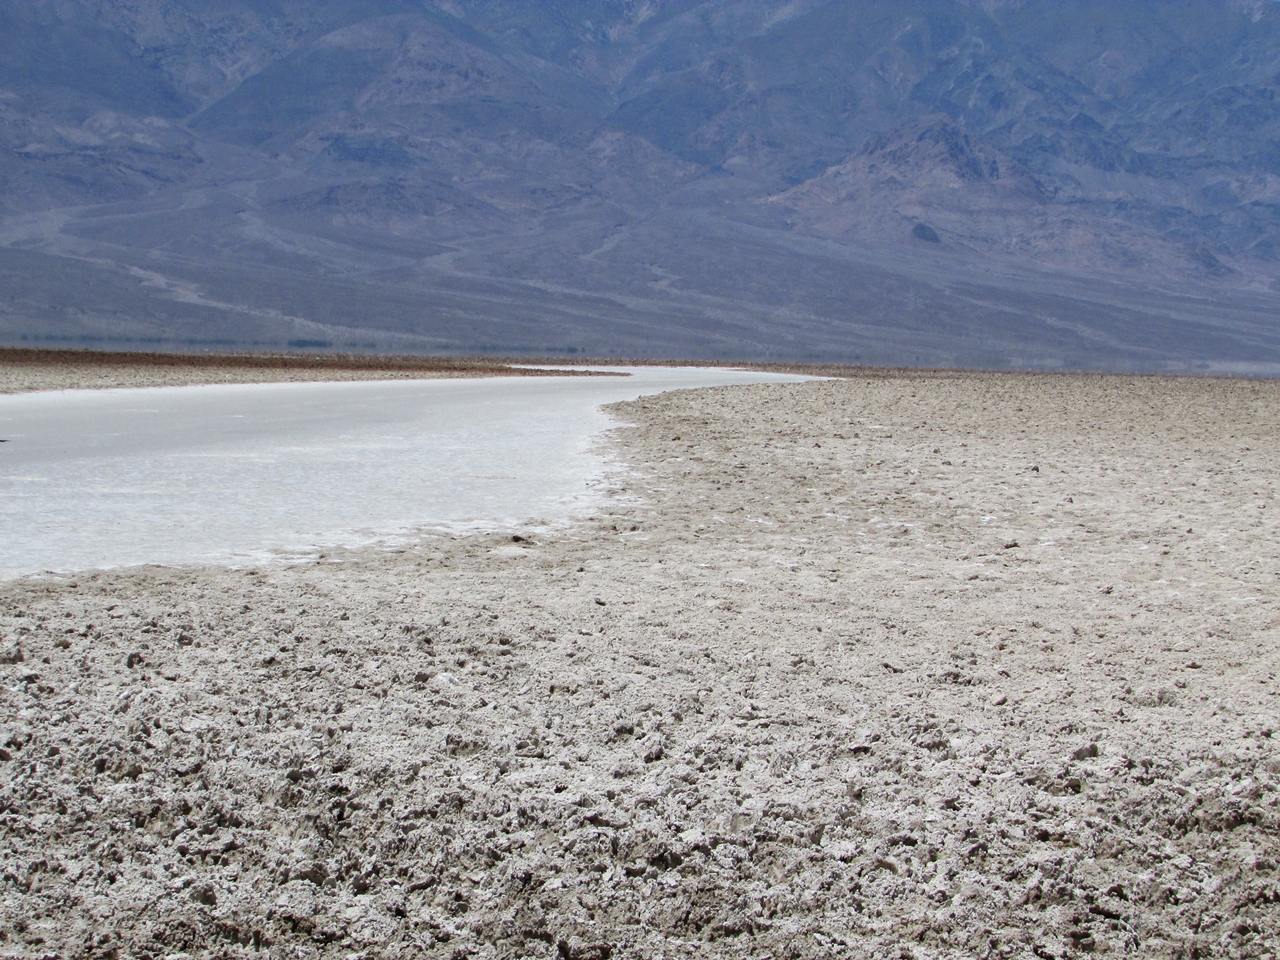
(1, 373, 1278, 960)
(0, 363, 572, 394)
(0, 364, 464, 393)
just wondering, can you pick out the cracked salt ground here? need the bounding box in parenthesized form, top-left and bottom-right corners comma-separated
(1, 372, 1278, 959)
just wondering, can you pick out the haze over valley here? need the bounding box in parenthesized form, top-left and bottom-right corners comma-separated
(3, 0, 1280, 369)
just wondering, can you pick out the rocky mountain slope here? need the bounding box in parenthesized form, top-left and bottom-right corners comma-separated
(2, 0, 1280, 369)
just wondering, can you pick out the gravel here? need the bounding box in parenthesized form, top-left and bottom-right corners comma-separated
(2, 372, 1278, 959)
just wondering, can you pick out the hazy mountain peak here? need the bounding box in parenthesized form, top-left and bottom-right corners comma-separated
(4, 0, 1280, 371)
(1229, 0, 1275, 20)
(863, 116, 1037, 188)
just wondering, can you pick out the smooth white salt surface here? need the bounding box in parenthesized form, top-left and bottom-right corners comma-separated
(0, 366, 810, 579)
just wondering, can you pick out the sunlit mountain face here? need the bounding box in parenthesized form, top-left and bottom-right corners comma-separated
(3, 0, 1280, 371)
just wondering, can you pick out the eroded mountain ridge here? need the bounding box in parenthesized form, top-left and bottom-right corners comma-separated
(2, 0, 1280, 369)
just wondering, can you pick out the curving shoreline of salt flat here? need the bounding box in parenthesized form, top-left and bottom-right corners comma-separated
(0, 367, 811, 580)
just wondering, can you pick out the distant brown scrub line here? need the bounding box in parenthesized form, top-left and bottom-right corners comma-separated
(0, 348, 876, 379)
(0, 348, 612, 377)
(0, 348, 1255, 382)
(550, 358, 1273, 381)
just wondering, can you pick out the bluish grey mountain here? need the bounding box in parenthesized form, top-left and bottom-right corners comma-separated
(2, 0, 1279, 371)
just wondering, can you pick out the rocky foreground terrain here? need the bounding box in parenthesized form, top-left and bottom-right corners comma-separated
(2, 373, 1278, 958)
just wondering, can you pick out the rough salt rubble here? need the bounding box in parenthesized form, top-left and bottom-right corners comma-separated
(1, 372, 1278, 959)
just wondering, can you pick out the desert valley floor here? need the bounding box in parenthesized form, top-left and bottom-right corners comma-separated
(2, 371, 1278, 959)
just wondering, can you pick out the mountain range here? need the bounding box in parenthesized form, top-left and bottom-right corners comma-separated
(2, 0, 1280, 371)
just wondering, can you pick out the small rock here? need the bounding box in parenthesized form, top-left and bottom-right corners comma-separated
(0, 645, 23, 664)
(992, 694, 1008, 706)
(557, 938, 613, 960)
(126, 652, 144, 669)
(292, 861, 329, 886)
(1072, 742, 1099, 762)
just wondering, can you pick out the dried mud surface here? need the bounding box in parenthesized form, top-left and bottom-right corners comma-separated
(2, 374, 1278, 960)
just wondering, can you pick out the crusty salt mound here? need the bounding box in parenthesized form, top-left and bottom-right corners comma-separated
(2, 374, 1277, 959)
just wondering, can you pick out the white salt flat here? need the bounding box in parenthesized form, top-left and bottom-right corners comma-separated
(0, 366, 811, 579)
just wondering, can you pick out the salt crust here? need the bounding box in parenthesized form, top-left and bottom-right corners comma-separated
(2, 373, 1278, 958)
